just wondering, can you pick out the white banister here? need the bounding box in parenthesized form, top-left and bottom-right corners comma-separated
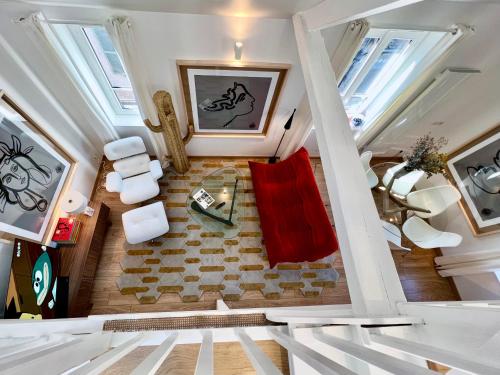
(266, 312, 422, 325)
(234, 328, 283, 375)
(267, 327, 357, 375)
(70, 334, 143, 375)
(194, 331, 213, 375)
(2, 333, 111, 375)
(313, 329, 434, 374)
(293, 12, 406, 316)
(370, 333, 500, 375)
(130, 332, 178, 375)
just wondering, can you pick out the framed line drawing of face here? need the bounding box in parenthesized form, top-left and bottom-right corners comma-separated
(178, 61, 289, 135)
(0, 91, 73, 242)
(447, 125, 500, 236)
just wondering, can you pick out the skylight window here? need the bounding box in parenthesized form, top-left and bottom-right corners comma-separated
(82, 26, 136, 109)
(49, 23, 140, 126)
(339, 28, 449, 133)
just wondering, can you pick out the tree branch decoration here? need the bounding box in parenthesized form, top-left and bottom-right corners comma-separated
(144, 91, 192, 173)
(403, 134, 448, 178)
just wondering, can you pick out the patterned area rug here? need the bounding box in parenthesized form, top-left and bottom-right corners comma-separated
(117, 159, 340, 303)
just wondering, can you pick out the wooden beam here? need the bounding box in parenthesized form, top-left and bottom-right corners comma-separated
(234, 328, 283, 375)
(130, 332, 178, 375)
(292, 13, 406, 316)
(301, 0, 425, 31)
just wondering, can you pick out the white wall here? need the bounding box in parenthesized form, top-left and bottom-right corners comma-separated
(34, 6, 306, 157)
(0, 3, 105, 243)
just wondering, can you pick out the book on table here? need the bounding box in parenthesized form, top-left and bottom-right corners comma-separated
(52, 217, 82, 245)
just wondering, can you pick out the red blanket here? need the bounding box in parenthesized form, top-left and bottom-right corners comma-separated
(249, 148, 339, 268)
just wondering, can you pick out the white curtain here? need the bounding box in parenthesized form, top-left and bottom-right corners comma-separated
(105, 16, 168, 162)
(18, 12, 119, 142)
(331, 19, 370, 79)
(435, 249, 500, 277)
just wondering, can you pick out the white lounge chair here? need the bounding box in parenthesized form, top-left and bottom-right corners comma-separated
(402, 216, 462, 249)
(406, 185, 461, 219)
(104, 137, 163, 204)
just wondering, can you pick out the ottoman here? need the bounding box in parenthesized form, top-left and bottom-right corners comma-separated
(122, 202, 169, 244)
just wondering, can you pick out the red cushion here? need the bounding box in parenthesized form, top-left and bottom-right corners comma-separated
(248, 147, 339, 268)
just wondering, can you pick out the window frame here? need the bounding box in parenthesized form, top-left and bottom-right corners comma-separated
(339, 27, 451, 136)
(68, 26, 137, 117)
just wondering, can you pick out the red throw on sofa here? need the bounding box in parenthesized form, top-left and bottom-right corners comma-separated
(249, 147, 339, 268)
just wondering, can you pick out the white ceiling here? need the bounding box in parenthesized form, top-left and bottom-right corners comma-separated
(19, 0, 324, 18)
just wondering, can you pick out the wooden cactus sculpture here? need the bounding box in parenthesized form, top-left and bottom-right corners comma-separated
(144, 91, 192, 174)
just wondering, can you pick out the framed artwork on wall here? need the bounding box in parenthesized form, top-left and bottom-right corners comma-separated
(0, 91, 74, 242)
(447, 125, 500, 236)
(178, 61, 289, 135)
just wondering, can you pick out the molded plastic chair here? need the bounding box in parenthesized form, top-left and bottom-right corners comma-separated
(381, 220, 411, 251)
(402, 216, 462, 249)
(382, 161, 424, 197)
(360, 151, 378, 188)
(406, 185, 461, 219)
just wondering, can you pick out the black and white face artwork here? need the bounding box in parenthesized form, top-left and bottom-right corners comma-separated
(0, 116, 68, 238)
(449, 135, 500, 227)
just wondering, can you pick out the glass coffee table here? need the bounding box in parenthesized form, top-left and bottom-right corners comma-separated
(186, 167, 247, 239)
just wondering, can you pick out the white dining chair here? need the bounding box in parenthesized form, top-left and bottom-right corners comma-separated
(402, 216, 462, 249)
(360, 151, 379, 188)
(381, 220, 411, 251)
(406, 185, 461, 219)
(382, 161, 424, 197)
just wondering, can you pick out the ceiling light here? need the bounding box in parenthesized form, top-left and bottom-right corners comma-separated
(234, 41, 243, 61)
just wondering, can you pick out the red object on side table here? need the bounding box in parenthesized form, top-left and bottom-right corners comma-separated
(249, 147, 339, 268)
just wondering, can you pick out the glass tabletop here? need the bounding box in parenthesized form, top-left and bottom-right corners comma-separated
(186, 167, 246, 239)
(369, 162, 403, 225)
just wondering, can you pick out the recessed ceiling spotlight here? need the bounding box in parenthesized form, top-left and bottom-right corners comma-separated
(234, 41, 243, 60)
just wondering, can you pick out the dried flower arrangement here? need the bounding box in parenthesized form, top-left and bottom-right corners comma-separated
(403, 134, 448, 178)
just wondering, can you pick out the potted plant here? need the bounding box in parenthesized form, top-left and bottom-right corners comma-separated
(403, 134, 448, 178)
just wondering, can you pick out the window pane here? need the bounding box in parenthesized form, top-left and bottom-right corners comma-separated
(82, 26, 136, 108)
(354, 38, 412, 96)
(338, 37, 380, 95)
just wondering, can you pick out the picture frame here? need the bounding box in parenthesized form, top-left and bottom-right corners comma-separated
(0, 91, 74, 242)
(446, 125, 500, 236)
(177, 61, 289, 136)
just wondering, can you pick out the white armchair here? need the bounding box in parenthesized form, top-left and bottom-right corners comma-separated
(402, 216, 462, 249)
(382, 161, 424, 197)
(406, 185, 461, 219)
(104, 137, 163, 204)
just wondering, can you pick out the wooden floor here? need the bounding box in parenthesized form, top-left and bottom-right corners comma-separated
(89, 157, 458, 315)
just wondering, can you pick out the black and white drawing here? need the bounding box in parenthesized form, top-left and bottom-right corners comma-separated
(0, 110, 70, 241)
(448, 131, 500, 234)
(183, 66, 285, 134)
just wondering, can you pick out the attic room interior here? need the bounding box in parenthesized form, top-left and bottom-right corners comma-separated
(0, 0, 499, 373)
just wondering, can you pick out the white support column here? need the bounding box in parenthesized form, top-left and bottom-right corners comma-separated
(313, 329, 434, 375)
(292, 14, 406, 316)
(194, 331, 213, 375)
(71, 334, 143, 375)
(2, 333, 112, 375)
(369, 333, 500, 375)
(234, 328, 283, 375)
(267, 327, 356, 375)
(130, 332, 178, 375)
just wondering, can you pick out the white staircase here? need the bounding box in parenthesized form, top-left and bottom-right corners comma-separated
(1, 301, 499, 374)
